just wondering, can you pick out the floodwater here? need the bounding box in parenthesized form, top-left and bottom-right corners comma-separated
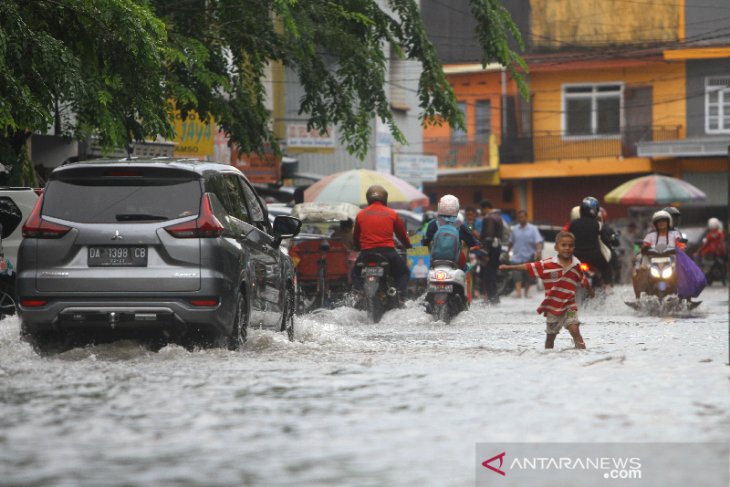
(1, 286, 728, 486)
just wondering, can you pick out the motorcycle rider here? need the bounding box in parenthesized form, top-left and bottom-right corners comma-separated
(696, 217, 726, 270)
(663, 206, 681, 231)
(663, 206, 687, 249)
(568, 196, 613, 287)
(422, 194, 480, 271)
(598, 207, 620, 285)
(632, 210, 682, 298)
(352, 185, 412, 301)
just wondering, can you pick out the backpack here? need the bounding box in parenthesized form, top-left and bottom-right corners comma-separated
(430, 220, 461, 263)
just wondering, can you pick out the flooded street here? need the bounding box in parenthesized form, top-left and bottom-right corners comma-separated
(1, 285, 728, 486)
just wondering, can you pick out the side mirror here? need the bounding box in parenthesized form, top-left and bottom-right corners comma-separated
(273, 215, 302, 240)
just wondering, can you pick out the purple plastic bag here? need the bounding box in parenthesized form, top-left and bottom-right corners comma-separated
(675, 248, 706, 298)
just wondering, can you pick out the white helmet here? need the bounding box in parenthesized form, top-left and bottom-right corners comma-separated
(569, 205, 580, 221)
(437, 194, 460, 217)
(652, 210, 671, 226)
(708, 217, 722, 230)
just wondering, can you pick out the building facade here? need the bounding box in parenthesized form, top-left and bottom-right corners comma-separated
(422, 0, 730, 224)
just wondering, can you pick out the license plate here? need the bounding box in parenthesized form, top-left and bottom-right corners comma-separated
(362, 267, 384, 277)
(428, 284, 453, 293)
(88, 246, 148, 267)
(651, 257, 671, 264)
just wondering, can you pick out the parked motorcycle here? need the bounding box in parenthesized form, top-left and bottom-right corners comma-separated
(356, 252, 398, 323)
(426, 260, 468, 323)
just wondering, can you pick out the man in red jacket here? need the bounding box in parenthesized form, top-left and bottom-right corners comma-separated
(352, 185, 412, 298)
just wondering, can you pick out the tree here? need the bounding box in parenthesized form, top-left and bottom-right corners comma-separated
(0, 0, 174, 184)
(0, 0, 524, 183)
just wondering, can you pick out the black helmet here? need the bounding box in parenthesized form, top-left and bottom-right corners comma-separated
(662, 206, 680, 228)
(365, 184, 388, 205)
(579, 196, 600, 218)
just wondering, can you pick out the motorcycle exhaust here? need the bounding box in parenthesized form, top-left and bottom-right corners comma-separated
(387, 287, 398, 297)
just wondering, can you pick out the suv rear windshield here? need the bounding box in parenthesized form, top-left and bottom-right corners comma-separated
(43, 170, 202, 223)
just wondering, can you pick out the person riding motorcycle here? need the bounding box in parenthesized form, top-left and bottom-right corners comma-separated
(422, 195, 480, 270)
(632, 210, 682, 298)
(598, 207, 620, 284)
(352, 185, 412, 300)
(663, 206, 681, 230)
(662, 206, 687, 249)
(568, 196, 613, 286)
(697, 217, 726, 260)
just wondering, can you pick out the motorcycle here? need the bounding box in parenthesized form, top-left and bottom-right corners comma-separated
(356, 252, 399, 323)
(426, 260, 468, 323)
(699, 255, 727, 286)
(625, 247, 700, 311)
(576, 261, 604, 304)
(645, 248, 677, 298)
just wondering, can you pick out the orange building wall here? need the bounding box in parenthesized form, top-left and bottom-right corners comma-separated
(423, 70, 519, 143)
(529, 61, 686, 160)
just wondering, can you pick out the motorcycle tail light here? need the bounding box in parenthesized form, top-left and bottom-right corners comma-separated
(580, 263, 589, 272)
(435, 270, 447, 281)
(661, 267, 673, 279)
(650, 266, 661, 278)
(368, 262, 377, 267)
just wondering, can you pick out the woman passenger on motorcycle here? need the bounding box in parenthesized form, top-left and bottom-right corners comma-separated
(422, 195, 480, 270)
(632, 210, 682, 298)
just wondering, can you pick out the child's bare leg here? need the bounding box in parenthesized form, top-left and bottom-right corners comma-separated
(545, 333, 556, 349)
(567, 324, 586, 349)
(514, 280, 523, 297)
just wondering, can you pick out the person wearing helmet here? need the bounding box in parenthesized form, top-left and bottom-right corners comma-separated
(568, 196, 613, 286)
(352, 185, 412, 300)
(422, 195, 480, 270)
(632, 210, 683, 298)
(662, 206, 681, 230)
(421, 210, 438, 233)
(697, 217, 726, 261)
(662, 206, 689, 249)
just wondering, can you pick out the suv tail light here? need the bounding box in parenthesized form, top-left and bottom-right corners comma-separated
(165, 193, 224, 238)
(22, 195, 71, 238)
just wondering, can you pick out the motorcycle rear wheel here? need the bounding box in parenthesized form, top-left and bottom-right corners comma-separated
(367, 295, 385, 323)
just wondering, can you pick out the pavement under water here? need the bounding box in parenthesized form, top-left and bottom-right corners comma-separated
(0, 285, 728, 486)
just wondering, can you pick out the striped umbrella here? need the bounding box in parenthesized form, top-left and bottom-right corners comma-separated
(303, 169, 430, 209)
(604, 174, 707, 205)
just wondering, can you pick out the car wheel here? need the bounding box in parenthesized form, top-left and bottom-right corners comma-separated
(227, 286, 249, 351)
(0, 280, 17, 318)
(280, 281, 295, 341)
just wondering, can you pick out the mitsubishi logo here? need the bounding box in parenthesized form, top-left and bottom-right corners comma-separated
(111, 230, 123, 240)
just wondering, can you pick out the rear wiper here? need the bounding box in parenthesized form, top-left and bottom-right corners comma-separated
(115, 213, 168, 221)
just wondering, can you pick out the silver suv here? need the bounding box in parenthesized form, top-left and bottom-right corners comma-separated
(16, 160, 301, 353)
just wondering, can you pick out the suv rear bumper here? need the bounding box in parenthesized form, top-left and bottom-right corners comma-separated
(18, 297, 231, 335)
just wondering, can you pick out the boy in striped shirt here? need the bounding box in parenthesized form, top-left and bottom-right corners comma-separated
(500, 231, 594, 349)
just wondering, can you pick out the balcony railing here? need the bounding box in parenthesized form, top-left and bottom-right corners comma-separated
(499, 126, 681, 163)
(423, 136, 495, 170)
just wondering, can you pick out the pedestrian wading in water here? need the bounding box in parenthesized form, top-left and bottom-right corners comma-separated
(500, 231, 594, 349)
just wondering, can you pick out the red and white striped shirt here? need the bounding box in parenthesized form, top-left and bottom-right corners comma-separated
(527, 256, 590, 316)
